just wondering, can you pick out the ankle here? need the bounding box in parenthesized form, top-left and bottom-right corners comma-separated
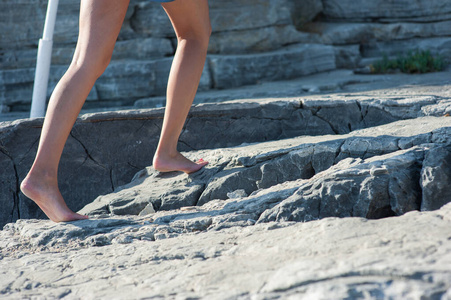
(154, 149, 179, 160)
(25, 168, 58, 183)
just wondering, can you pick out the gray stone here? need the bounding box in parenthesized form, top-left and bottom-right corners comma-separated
(322, 0, 451, 21)
(131, 0, 293, 38)
(305, 21, 451, 46)
(129, 2, 174, 38)
(112, 38, 173, 60)
(208, 0, 293, 32)
(78, 117, 450, 223)
(258, 147, 424, 223)
(287, 0, 323, 28)
(2, 94, 451, 227)
(208, 44, 336, 89)
(208, 26, 314, 54)
(0, 150, 17, 227)
(421, 145, 451, 211)
(1, 201, 450, 299)
(361, 37, 451, 61)
(0, 56, 210, 108)
(0, 1, 79, 49)
(333, 45, 361, 69)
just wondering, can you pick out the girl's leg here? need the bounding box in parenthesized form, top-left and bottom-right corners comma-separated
(152, 0, 211, 174)
(20, 0, 130, 222)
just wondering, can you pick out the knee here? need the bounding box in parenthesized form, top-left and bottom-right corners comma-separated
(177, 23, 211, 50)
(70, 51, 113, 80)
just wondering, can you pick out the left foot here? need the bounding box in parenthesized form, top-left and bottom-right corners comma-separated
(153, 151, 208, 174)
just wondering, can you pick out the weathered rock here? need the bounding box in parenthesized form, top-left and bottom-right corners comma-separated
(209, 0, 293, 33)
(258, 147, 424, 222)
(421, 145, 451, 211)
(0, 1, 80, 49)
(4, 0, 451, 113)
(1, 38, 173, 70)
(0, 57, 209, 108)
(333, 45, 361, 69)
(287, 0, 323, 28)
(128, 2, 174, 38)
(1, 202, 450, 299)
(2, 90, 451, 228)
(2, 0, 311, 112)
(131, 0, 293, 38)
(79, 117, 451, 222)
(209, 44, 336, 89)
(0, 150, 17, 226)
(304, 21, 451, 45)
(96, 58, 211, 101)
(322, 0, 451, 21)
(361, 37, 451, 60)
(208, 26, 315, 54)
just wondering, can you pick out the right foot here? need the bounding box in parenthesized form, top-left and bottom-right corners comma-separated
(153, 151, 208, 174)
(20, 175, 88, 223)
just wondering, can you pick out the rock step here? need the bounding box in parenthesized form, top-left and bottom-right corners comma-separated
(1, 94, 451, 227)
(79, 116, 451, 223)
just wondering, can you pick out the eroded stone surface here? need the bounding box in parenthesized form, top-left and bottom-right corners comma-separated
(1, 80, 451, 299)
(79, 116, 451, 222)
(421, 145, 451, 211)
(1, 203, 450, 299)
(322, 0, 451, 21)
(1, 92, 451, 227)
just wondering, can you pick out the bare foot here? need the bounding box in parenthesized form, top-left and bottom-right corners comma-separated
(153, 151, 208, 174)
(20, 174, 88, 223)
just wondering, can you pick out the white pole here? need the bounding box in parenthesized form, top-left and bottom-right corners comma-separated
(30, 0, 59, 118)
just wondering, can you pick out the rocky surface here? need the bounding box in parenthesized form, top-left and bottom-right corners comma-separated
(321, 0, 451, 21)
(1, 68, 451, 298)
(2, 69, 451, 227)
(1, 200, 450, 299)
(2, 0, 451, 112)
(79, 116, 451, 220)
(2, 2, 451, 295)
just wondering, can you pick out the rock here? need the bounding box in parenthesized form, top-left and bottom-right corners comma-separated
(333, 45, 361, 69)
(304, 21, 451, 45)
(258, 148, 423, 223)
(0, 150, 17, 226)
(208, 44, 336, 89)
(96, 58, 211, 101)
(2, 0, 307, 112)
(287, 0, 323, 28)
(2, 92, 451, 227)
(227, 189, 248, 199)
(0, 202, 450, 299)
(208, 0, 293, 33)
(131, 0, 293, 38)
(112, 38, 174, 60)
(0, 57, 209, 108)
(361, 37, 451, 61)
(129, 2, 174, 38)
(208, 26, 315, 54)
(78, 117, 451, 222)
(421, 145, 451, 211)
(322, 0, 451, 21)
(0, 1, 79, 49)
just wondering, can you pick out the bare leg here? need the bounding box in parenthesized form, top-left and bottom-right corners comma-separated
(20, 0, 130, 222)
(152, 0, 211, 174)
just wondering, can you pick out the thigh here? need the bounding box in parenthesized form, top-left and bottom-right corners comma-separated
(72, 0, 130, 67)
(161, 0, 211, 40)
